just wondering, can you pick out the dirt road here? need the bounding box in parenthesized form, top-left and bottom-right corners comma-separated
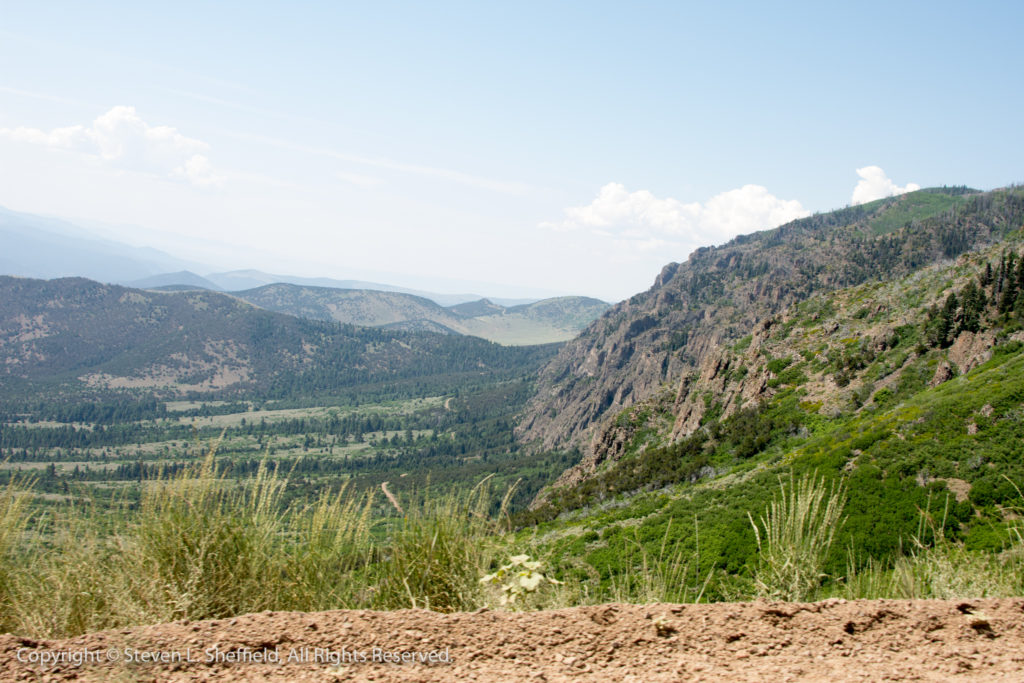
(2, 598, 1022, 681)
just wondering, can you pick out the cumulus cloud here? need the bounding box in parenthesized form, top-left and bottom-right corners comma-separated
(542, 182, 810, 252)
(0, 106, 221, 187)
(851, 166, 920, 205)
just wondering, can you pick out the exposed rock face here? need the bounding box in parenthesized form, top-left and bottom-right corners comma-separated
(947, 330, 996, 374)
(518, 189, 1024, 453)
(540, 329, 775, 500)
(930, 361, 955, 387)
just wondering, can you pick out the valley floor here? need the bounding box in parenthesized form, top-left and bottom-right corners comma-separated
(2, 598, 1022, 681)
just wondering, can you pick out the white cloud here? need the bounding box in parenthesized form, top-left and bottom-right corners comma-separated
(542, 182, 810, 252)
(0, 106, 221, 187)
(851, 165, 920, 205)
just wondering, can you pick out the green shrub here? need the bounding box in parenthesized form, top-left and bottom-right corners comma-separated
(766, 357, 793, 375)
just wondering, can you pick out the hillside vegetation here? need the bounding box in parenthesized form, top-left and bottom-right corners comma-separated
(0, 277, 557, 404)
(516, 223, 1024, 602)
(1, 185, 1023, 642)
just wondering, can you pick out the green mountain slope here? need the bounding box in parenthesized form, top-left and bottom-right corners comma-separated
(517, 187, 1024, 453)
(0, 276, 558, 403)
(519, 232, 1024, 598)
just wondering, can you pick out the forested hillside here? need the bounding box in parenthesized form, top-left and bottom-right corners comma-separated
(0, 276, 557, 405)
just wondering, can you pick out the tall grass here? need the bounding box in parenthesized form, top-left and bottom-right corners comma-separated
(0, 476, 35, 633)
(606, 518, 711, 605)
(126, 450, 290, 621)
(1, 452, 1020, 639)
(0, 452, 513, 636)
(282, 482, 375, 611)
(369, 479, 500, 612)
(749, 472, 847, 601)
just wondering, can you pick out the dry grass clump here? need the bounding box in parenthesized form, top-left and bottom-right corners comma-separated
(749, 472, 847, 601)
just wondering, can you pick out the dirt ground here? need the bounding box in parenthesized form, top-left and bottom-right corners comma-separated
(1, 598, 1022, 681)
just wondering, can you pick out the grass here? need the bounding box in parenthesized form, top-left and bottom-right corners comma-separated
(842, 483, 1024, 600)
(604, 518, 712, 605)
(0, 446, 515, 636)
(368, 478, 503, 612)
(0, 445, 1021, 639)
(867, 191, 967, 236)
(748, 472, 847, 601)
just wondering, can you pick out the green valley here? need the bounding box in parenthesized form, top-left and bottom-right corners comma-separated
(0, 185, 1023, 638)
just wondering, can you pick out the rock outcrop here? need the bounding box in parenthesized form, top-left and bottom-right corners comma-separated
(517, 188, 1024, 496)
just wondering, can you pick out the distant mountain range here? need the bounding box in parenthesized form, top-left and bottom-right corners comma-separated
(126, 269, 538, 308)
(0, 207, 204, 282)
(0, 276, 559, 402)
(0, 205, 584, 309)
(229, 283, 610, 345)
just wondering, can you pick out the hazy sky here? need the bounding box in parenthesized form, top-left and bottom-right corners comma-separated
(1, 1, 1022, 301)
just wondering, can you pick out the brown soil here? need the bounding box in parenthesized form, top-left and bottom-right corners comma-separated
(2, 598, 1022, 681)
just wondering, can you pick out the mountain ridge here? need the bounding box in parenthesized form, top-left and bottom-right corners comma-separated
(515, 186, 1024, 460)
(230, 283, 610, 345)
(0, 275, 558, 403)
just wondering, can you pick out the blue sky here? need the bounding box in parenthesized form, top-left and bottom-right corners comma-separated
(1, 1, 1022, 301)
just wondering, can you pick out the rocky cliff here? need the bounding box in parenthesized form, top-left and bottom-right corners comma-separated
(516, 187, 1024, 466)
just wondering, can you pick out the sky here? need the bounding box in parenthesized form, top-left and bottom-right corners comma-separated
(1, 1, 1022, 302)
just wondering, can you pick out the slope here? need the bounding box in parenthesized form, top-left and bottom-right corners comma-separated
(516, 186, 1021, 451)
(520, 232, 1024, 597)
(0, 276, 557, 403)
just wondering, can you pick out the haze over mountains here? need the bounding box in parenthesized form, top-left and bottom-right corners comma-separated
(0, 275, 559, 401)
(127, 269, 538, 308)
(0, 205, 610, 345)
(231, 284, 609, 345)
(0, 205, 584, 307)
(0, 206, 205, 282)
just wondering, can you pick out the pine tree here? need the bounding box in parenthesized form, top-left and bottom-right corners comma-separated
(999, 253, 1019, 314)
(959, 281, 984, 333)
